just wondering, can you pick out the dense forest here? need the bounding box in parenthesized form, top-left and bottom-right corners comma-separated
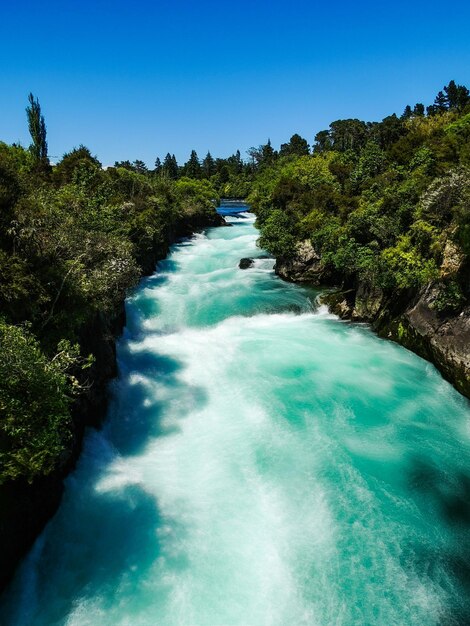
(0, 96, 225, 486)
(1, 80, 469, 489)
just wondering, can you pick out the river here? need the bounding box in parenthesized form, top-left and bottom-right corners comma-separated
(1, 210, 470, 625)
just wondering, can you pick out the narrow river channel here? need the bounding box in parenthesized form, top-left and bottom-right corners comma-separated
(2, 210, 470, 625)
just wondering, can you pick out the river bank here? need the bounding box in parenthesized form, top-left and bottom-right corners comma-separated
(274, 241, 470, 400)
(0, 209, 226, 594)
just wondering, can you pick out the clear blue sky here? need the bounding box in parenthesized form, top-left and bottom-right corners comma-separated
(1, 0, 470, 166)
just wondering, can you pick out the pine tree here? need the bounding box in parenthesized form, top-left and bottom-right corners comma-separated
(162, 153, 179, 179)
(261, 139, 276, 165)
(413, 103, 425, 116)
(401, 105, 413, 120)
(184, 150, 201, 179)
(434, 90, 448, 111)
(444, 80, 470, 110)
(133, 160, 148, 174)
(26, 93, 48, 163)
(202, 151, 216, 178)
(154, 157, 162, 175)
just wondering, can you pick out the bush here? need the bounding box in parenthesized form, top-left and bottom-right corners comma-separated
(0, 321, 80, 483)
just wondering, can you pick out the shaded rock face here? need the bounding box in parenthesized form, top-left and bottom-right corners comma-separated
(275, 240, 329, 284)
(386, 287, 470, 398)
(239, 258, 254, 269)
(322, 283, 470, 399)
(352, 283, 385, 321)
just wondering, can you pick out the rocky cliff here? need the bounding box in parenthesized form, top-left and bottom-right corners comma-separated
(275, 239, 470, 400)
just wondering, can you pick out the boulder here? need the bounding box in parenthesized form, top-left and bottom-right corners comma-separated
(275, 240, 327, 283)
(239, 258, 254, 269)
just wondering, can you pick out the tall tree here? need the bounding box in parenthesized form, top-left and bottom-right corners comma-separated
(434, 90, 448, 112)
(280, 133, 310, 157)
(313, 130, 332, 153)
(444, 80, 470, 110)
(401, 105, 413, 120)
(133, 160, 148, 174)
(202, 151, 216, 177)
(261, 139, 276, 165)
(162, 153, 179, 179)
(26, 93, 48, 163)
(184, 150, 201, 179)
(329, 119, 368, 153)
(154, 157, 162, 175)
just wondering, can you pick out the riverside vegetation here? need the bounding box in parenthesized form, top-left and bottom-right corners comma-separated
(0, 81, 469, 589)
(248, 80, 470, 397)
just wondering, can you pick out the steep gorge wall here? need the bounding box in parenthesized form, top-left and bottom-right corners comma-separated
(275, 240, 470, 400)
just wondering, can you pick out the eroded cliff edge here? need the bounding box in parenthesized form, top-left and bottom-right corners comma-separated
(275, 239, 470, 399)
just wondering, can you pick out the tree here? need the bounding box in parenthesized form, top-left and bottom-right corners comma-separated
(0, 321, 79, 483)
(313, 130, 332, 153)
(247, 139, 278, 169)
(413, 103, 425, 116)
(133, 160, 148, 174)
(444, 80, 470, 111)
(329, 119, 368, 152)
(162, 153, 179, 179)
(262, 139, 276, 165)
(401, 105, 413, 120)
(154, 157, 162, 175)
(26, 93, 48, 164)
(184, 150, 202, 179)
(114, 160, 134, 170)
(280, 133, 310, 157)
(202, 151, 216, 177)
(372, 114, 405, 149)
(434, 90, 448, 112)
(55, 145, 101, 184)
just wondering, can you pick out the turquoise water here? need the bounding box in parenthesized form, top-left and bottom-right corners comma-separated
(2, 213, 470, 625)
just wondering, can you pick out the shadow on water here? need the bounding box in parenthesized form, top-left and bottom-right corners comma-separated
(0, 333, 202, 623)
(106, 343, 208, 457)
(0, 480, 185, 625)
(405, 458, 470, 625)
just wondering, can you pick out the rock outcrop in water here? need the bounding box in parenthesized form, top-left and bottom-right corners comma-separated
(239, 258, 254, 269)
(276, 246, 470, 399)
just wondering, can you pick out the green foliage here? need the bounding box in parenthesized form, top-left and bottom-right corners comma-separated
(0, 96, 225, 484)
(26, 93, 48, 165)
(381, 237, 439, 289)
(257, 210, 298, 258)
(279, 134, 310, 157)
(53, 146, 101, 186)
(183, 150, 202, 179)
(434, 280, 466, 313)
(0, 321, 76, 483)
(252, 82, 470, 303)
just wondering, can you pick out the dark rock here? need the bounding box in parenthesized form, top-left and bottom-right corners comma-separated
(239, 258, 254, 269)
(321, 283, 470, 399)
(275, 240, 336, 284)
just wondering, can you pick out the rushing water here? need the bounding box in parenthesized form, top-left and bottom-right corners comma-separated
(2, 212, 470, 626)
